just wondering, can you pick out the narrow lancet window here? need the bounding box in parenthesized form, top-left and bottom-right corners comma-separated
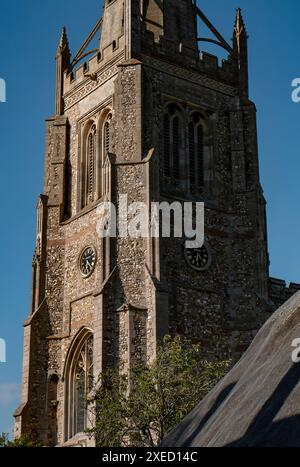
(163, 105, 182, 181)
(189, 113, 204, 191)
(82, 124, 96, 208)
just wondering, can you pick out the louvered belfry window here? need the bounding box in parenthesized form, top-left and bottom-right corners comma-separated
(81, 112, 114, 209)
(104, 114, 111, 157)
(100, 113, 112, 198)
(83, 123, 96, 207)
(189, 122, 196, 186)
(163, 113, 171, 177)
(163, 105, 181, 181)
(88, 125, 96, 201)
(172, 116, 180, 179)
(189, 113, 204, 190)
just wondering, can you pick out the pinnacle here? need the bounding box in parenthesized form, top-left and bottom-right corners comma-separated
(234, 8, 247, 36)
(57, 26, 70, 55)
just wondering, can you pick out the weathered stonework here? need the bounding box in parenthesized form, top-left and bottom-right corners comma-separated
(15, 1, 300, 446)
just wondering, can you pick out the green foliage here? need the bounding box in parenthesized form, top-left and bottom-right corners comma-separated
(88, 335, 230, 447)
(0, 432, 40, 448)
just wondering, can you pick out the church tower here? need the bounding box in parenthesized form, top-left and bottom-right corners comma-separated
(15, 1, 273, 446)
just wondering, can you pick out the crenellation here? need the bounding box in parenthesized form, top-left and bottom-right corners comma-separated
(74, 62, 87, 83)
(200, 52, 218, 70)
(198, 52, 237, 86)
(269, 277, 300, 310)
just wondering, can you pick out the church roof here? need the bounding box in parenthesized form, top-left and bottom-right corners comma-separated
(162, 291, 300, 447)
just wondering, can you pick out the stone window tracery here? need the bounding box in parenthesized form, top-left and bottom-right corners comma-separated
(81, 111, 112, 209)
(163, 104, 210, 194)
(66, 332, 94, 439)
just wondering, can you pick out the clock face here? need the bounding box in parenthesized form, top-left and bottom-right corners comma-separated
(185, 244, 210, 271)
(79, 246, 97, 278)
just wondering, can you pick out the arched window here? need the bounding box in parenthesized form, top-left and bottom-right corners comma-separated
(81, 112, 113, 209)
(100, 113, 112, 198)
(188, 113, 204, 191)
(163, 105, 182, 181)
(172, 116, 180, 179)
(163, 113, 171, 177)
(103, 113, 112, 159)
(82, 124, 96, 208)
(66, 331, 94, 440)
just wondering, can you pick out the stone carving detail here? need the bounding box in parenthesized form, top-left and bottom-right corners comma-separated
(64, 63, 120, 110)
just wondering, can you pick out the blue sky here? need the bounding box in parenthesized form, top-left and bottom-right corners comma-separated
(0, 0, 299, 436)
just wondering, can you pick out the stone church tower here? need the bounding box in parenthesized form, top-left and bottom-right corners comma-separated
(14, 0, 298, 447)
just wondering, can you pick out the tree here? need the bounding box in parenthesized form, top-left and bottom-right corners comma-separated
(88, 335, 230, 447)
(0, 433, 40, 448)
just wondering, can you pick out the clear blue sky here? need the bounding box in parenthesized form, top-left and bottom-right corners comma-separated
(0, 0, 299, 436)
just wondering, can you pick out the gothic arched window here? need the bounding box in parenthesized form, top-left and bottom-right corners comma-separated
(163, 105, 182, 181)
(81, 112, 113, 209)
(66, 332, 94, 440)
(100, 112, 112, 198)
(82, 124, 97, 208)
(163, 113, 171, 177)
(188, 113, 204, 191)
(103, 113, 112, 159)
